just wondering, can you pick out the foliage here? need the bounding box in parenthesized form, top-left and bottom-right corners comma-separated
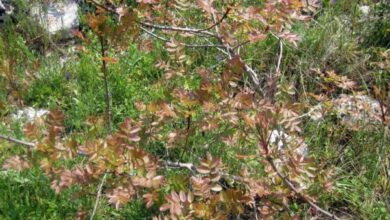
(0, 0, 389, 219)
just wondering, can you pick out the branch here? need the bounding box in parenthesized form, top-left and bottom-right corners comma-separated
(244, 64, 263, 94)
(265, 156, 342, 220)
(208, 7, 264, 96)
(48, 36, 67, 56)
(198, 7, 231, 32)
(0, 135, 205, 180)
(0, 134, 35, 148)
(88, 0, 221, 38)
(0, 130, 340, 219)
(0, 134, 90, 156)
(90, 173, 107, 220)
(138, 22, 218, 38)
(88, 0, 263, 95)
(163, 160, 243, 182)
(140, 27, 225, 48)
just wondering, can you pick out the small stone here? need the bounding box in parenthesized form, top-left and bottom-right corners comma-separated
(0, 0, 14, 23)
(12, 107, 49, 122)
(359, 5, 370, 16)
(30, 0, 79, 38)
(269, 129, 308, 157)
(308, 94, 383, 129)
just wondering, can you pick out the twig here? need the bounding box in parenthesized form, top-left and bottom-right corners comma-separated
(232, 40, 250, 50)
(209, 7, 229, 55)
(244, 64, 264, 95)
(0, 134, 35, 148)
(164, 160, 195, 171)
(276, 40, 284, 75)
(253, 198, 259, 220)
(48, 36, 67, 56)
(265, 156, 342, 220)
(178, 114, 192, 161)
(90, 173, 107, 220)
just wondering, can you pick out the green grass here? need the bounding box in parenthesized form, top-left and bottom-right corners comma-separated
(0, 169, 80, 219)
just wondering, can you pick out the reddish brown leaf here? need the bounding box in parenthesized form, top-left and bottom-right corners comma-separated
(102, 57, 118, 64)
(2, 156, 31, 171)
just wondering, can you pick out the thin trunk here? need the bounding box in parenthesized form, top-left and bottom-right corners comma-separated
(100, 37, 112, 133)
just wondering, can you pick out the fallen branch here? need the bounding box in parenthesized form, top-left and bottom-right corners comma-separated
(265, 156, 342, 220)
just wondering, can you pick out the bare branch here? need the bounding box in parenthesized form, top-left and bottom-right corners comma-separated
(0, 134, 35, 148)
(0, 134, 91, 156)
(90, 173, 108, 220)
(138, 22, 218, 38)
(140, 27, 225, 48)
